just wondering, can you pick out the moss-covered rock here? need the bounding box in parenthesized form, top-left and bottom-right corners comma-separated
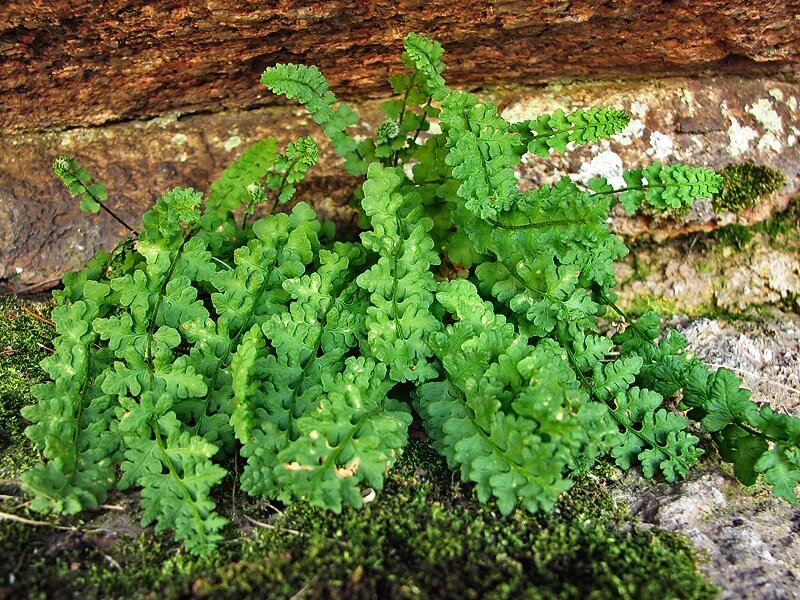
(713, 163, 785, 214)
(0, 295, 53, 478)
(1, 442, 718, 599)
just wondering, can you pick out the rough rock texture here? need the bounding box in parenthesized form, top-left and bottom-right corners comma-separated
(614, 315, 800, 599)
(616, 231, 800, 316)
(499, 77, 800, 241)
(0, 107, 364, 291)
(676, 316, 800, 411)
(3, 76, 799, 290)
(615, 468, 800, 600)
(1, 1, 799, 133)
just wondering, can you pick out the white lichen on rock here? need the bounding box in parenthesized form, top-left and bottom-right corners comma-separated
(615, 118, 645, 146)
(223, 135, 242, 151)
(648, 131, 674, 159)
(571, 148, 625, 189)
(726, 115, 758, 157)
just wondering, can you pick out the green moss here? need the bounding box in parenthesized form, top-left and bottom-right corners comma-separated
(0, 439, 717, 599)
(621, 294, 680, 317)
(0, 295, 54, 478)
(712, 224, 754, 251)
(712, 163, 785, 214)
(758, 195, 800, 242)
(700, 195, 800, 260)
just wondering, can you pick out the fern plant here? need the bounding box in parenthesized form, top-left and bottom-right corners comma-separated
(22, 33, 800, 555)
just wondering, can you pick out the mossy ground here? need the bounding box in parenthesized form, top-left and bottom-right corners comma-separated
(711, 195, 800, 254)
(0, 295, 717, 599)
(0, 295, 53, 478)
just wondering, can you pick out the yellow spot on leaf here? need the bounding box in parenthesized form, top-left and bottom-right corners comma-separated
(335, 458, 360, 478)
(284, 461, 313, 471)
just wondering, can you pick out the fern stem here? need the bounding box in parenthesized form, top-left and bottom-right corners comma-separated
(443, 371, 552, 485)
(144, 235, 193, 378)
(388, 216, 407, 341)
(97, 201, 137, 235)
(488, 216, 595, 231)
(392, 72, 418, 167)
(590, 183, 692, 198)
(268, 152, 307, 217)
(71, 175, 136, 234)
(409, 96, 433, 147)
(599, 292, 629, 322)
(280, 279, 359, 449)
(736, 422, 783, 445)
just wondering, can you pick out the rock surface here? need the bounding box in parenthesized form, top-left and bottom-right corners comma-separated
(3, 76, 799, 290)
(616, 230, 800, 317)
(1, 1, 798, 133)
(613, 315, 800, 599)
(614, 468, 800, 600)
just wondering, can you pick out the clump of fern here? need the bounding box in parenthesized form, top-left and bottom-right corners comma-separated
(21, 33, 800, 555)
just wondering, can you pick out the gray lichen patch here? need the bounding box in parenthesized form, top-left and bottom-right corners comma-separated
(676, 316, 800, 411)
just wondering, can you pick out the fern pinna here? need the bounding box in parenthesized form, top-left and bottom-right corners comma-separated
(23, 33, 800, 554)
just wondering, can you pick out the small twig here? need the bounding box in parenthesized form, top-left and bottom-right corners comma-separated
(289, 577, 318, 600)
(0, 509, 80, 531)
(20, 306, 56, 327)
(37, 342, 55, 354)
(261, 501, 285, 516)
(243, 514, 303, 537)
(101, 552, 122, 570)
(243, 514, 348, 548)
(98, 504, 126, 512)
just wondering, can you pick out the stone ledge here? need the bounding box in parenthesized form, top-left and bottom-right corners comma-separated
(2, 76, 799, 291)
(1, 0, 798, 133)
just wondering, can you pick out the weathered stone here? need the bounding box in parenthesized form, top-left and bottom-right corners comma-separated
(499, 77, 800, 241)
(0, 106, 366, 291)
(613, 315, 800, 599)
(616, 228, 800, 317)
(676, 316, 800, 411)
(1, 1, 798, 133)
(3, 76, 799, 291)
(615, 467, 800, 600)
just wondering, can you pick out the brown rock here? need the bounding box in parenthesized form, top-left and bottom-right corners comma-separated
(1, 1, 799, 133)
(3, 75, 800, 291)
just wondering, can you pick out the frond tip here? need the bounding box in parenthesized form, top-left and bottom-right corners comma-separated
(261, 63, 361, 170)
(513, 107, 631, 157)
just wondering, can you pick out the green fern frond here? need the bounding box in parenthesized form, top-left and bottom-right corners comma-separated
(402, 32, 450, 101)
(206, 138, 279, 213)
(513, 107, 630, 158)
(261, 64, 361, 171)
(356, 163, 441, 382)
(440, 91, 523, 219)
(615, 163, 723, 214)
